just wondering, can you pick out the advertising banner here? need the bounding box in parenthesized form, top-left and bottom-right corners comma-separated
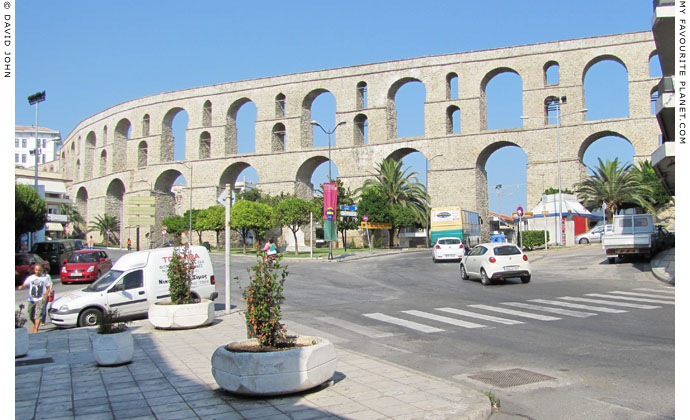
(323, 182, 338, 221)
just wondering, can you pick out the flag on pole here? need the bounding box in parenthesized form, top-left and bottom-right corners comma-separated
(323, 182, 338, 242)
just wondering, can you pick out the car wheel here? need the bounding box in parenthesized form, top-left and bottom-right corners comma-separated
(460, 264, 469, 280)
(579, 238, 589, 244)
(480, 269, 491, 286)
(78, 308, 102, 328)
(521, 275, 531, 284)
(608, 257, 616, 264)
(432, 256, 437, 263)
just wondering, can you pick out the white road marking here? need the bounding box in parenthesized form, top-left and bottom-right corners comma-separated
(585, 293, 674, 305)
(402, 310, 486, 329)
(559, 297, 660, 309)
(608, 291, 674, 301)
(316, 316, 394, 338)
(436, 307, 525, 325)
(468, 305, 561, 321)
(501, 302, 596, 318)
(634, 288, 675, 295)
(363, 313, 445, 333)
(529, 299, 627, 314)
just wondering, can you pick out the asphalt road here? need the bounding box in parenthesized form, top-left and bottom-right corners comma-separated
(17, 246, 675, 420)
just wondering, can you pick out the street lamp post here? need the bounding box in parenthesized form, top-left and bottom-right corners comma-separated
(425, 153, 443, 248)
(521, 97, 587, 246)
(311, 120, 346, 260)
(179, 162, 194, 245)
(28, 91, 46, 249)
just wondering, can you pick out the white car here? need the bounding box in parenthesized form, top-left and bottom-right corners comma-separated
(460, 242, 531, 285)
(432, 237, 465, 262)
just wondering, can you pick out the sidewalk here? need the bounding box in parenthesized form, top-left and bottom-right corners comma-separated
(16, 311, 491, 420)
(650, 247, 675, 285)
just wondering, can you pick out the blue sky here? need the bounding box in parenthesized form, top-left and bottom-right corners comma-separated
(12, 1, 658, 215)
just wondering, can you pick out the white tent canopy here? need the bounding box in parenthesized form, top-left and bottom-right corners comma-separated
(530, 193, 594, 217)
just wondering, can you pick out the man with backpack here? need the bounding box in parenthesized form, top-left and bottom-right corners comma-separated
(17, 265, 53, 333)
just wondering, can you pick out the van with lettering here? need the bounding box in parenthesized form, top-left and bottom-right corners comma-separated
(49, 246, 218, 328)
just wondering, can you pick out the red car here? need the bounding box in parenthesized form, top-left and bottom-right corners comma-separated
(60, 250, 113, 284)
(15, 253, 51, 286)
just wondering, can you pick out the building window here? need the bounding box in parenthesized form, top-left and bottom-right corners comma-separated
(22, 139, 26, 148)
(42, 139, 47, 148)
(42, 154, 46, 163)
(15, 139, 18, 147)
(21, 154, 26, 163)
(15, 154, 18, 162)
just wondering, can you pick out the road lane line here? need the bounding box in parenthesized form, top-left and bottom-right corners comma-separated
(362, 313, 445, 333)
(501, 302, 596, 318)
(402, 310, 486, 329)
(584, 293, 674, 305)
(467, 305, 561, 321)
(436, 307, 525, 325)
(633, 288, 675, 295)
(316, 316, 394, 338)
(608, 291, 674, 301)
(559, 297, 660, 309)
(529, 299, 627, 313)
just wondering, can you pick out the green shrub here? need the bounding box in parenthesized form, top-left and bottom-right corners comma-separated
(97, 309, 130, 334)
(167, 244, 195, 305)
(519, 230, 549, 250)
(242, 256, 289, 348)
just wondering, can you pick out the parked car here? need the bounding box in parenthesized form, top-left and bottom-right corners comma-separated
(15, 253, 51, 286)
(654, 225, 674, 251)
(575, 225, 605, 244)
(432, 237, 465, 262)
(31, 239, 79, 274)
(74, 239, 86, 250)
(460, 242, 531, 285)
(60, 249, 113, 284)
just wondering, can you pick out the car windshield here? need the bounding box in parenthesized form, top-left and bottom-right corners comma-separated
(439, 239, 461, 245)
(68, 252, 99, 263)
(493, 246, 521, 256)
(32, 243, 57, 253)
(15, 255, 30, 265)
(85, 270, 122, 292)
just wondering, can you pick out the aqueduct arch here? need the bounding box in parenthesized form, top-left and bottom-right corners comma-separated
(59, 31, 661, 245)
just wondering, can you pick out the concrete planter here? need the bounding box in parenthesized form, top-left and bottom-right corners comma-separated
(211, 336, 337, 396)
(92, 329, 133, 366)
(148, 300, 215, 330)
(15, 328, 28, 358)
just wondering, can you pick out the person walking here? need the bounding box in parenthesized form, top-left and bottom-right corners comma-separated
(87, 235, 94, 249)
(17, 265, 53, 333)
(262, 238, 271, 263)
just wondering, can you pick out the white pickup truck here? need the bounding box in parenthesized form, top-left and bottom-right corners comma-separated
(602, 214, 657, 263)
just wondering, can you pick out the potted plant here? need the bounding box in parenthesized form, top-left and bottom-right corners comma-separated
(92, 309, 133, 366)
(211, 256, 337, 396)
(148, 244, 215, 329)
(15, 304, 28, 357)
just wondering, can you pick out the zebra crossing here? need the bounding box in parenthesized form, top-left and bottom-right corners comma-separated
(354, 287, 674, 336)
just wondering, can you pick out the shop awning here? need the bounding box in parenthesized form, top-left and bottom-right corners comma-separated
(45, 222, 65, 231)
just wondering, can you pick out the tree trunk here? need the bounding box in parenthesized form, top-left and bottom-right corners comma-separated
(292, 228, 299, 255)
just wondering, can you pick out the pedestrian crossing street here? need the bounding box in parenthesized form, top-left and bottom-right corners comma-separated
(348, 287, 675, 336)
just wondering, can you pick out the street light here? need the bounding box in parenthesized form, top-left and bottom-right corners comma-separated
(27, 91, 46, 249)
(311, 119, 347, 260)
(521, 97, 587, 246)
(179, 162, 194, 245)
(425, 153, 443, 248)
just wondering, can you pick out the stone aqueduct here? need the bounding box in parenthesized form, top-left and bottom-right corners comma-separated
(58, 31, 661, 246)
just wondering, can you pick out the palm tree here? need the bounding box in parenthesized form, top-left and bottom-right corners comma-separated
(360, 158, 427, 246)
(575, 158, 655, 223)
(88, 214, 120, 246)
(60, 204, 85, 238)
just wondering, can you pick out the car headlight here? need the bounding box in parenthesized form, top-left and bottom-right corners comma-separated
(58, 304, 70, 312)
(86, 266, 95, 273)
(61, 266, 67, 273)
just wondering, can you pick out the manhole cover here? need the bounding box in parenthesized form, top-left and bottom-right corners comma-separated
(15, 357, 54, 367)
(469, 368, 555, 388)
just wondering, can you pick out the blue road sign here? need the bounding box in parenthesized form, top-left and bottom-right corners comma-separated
(339, 205, 357, 211)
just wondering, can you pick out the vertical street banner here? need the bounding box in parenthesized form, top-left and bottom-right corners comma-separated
(323, 182, 338, 242)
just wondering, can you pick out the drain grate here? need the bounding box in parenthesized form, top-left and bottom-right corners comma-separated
(15, 357, 54, 367)
(469, 368, 555, 388)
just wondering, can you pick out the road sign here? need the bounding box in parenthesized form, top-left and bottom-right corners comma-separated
(127, 206, 155, 215)
(361, 221, 392, 229)
(129, 196, 156, 205)
(340, 210, 358, 217)
(525, 212, 533, 216)
(516, 206, 524, 217)
(128, 217, 155, 226)
(340, 205, 357, 211)
(362, 215, 369, 222)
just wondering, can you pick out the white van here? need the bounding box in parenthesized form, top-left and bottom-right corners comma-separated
(50, 246, 218, 328)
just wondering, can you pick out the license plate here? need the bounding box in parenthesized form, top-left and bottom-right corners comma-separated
(504, 265, 520, 270)
(445, 254, 455, 258)
(70, 272, 81, 277)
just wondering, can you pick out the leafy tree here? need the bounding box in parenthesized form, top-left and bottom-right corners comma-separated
(357, 187, 392, 248)
(88, 214, 120, 246)
(161, 215, 187, 245)
(236, 188, 263, 202)
(542, 187, 574, 195)
(15, 184, 47, 250)
(630, 160, 672, 207)
(60, 203, 85, 238)
(575, 158, 655, 223)
(273, 198, 318, 255)
(390, 204, 419, 246)
(196, 206, 226, 248)
(182, 209, 204, 244)
(231, 200, 274, 253)
(334, 180, 359, 252)
(167, 244, 195, 305)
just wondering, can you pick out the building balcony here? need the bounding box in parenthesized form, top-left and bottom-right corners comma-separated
(652, 142, 675, 195)
(652, 0, 675, 76)
(655, 76, 675, 142)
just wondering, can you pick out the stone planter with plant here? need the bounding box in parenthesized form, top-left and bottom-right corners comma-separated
(92, 309, 133, 366)
(148, 244, 214, 329)
(211, 256, 337, 396)
(15, 304, 28, 358)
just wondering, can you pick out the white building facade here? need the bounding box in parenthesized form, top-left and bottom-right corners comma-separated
(15, 125, 61, 168)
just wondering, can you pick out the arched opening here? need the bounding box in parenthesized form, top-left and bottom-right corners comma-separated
(114, 118, 131, 172)
(481, 68, 523, 130)
(162, 107, 189, 162)
(105, 178, 126, 246)
(154, 169, 185, 245)
(295, 156, 338, 200)
(446, 106, 461, 134)
(225, 98, 256, 155)
(649, 52, 662, 78)
(480, 144, 528, 217)
(138, 141, 148, 168)
(203, 100, 212, 127)
(388, 78, 426, 139)
(544, 61, 560, 85)
(219, 162, 260, 195)
(309, 91, 337, 148)
(199, 132, 211, 159)
(446, 72, 459, 100)
(583, 56, 629, 121)
(76, 187, 88, 235)
(357, 81, 368, 109)
(75, 159, 81, 182)
(85, 131, 96, 179)
(99, 150, 107, 177)
(275, 93, 286, 118)
(142, 114, 150, 137)
(578, 132, 636, 176)
(354, 114, 368, 145)
(651, 86, 660, 115)
(272, 123, 286, 152)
